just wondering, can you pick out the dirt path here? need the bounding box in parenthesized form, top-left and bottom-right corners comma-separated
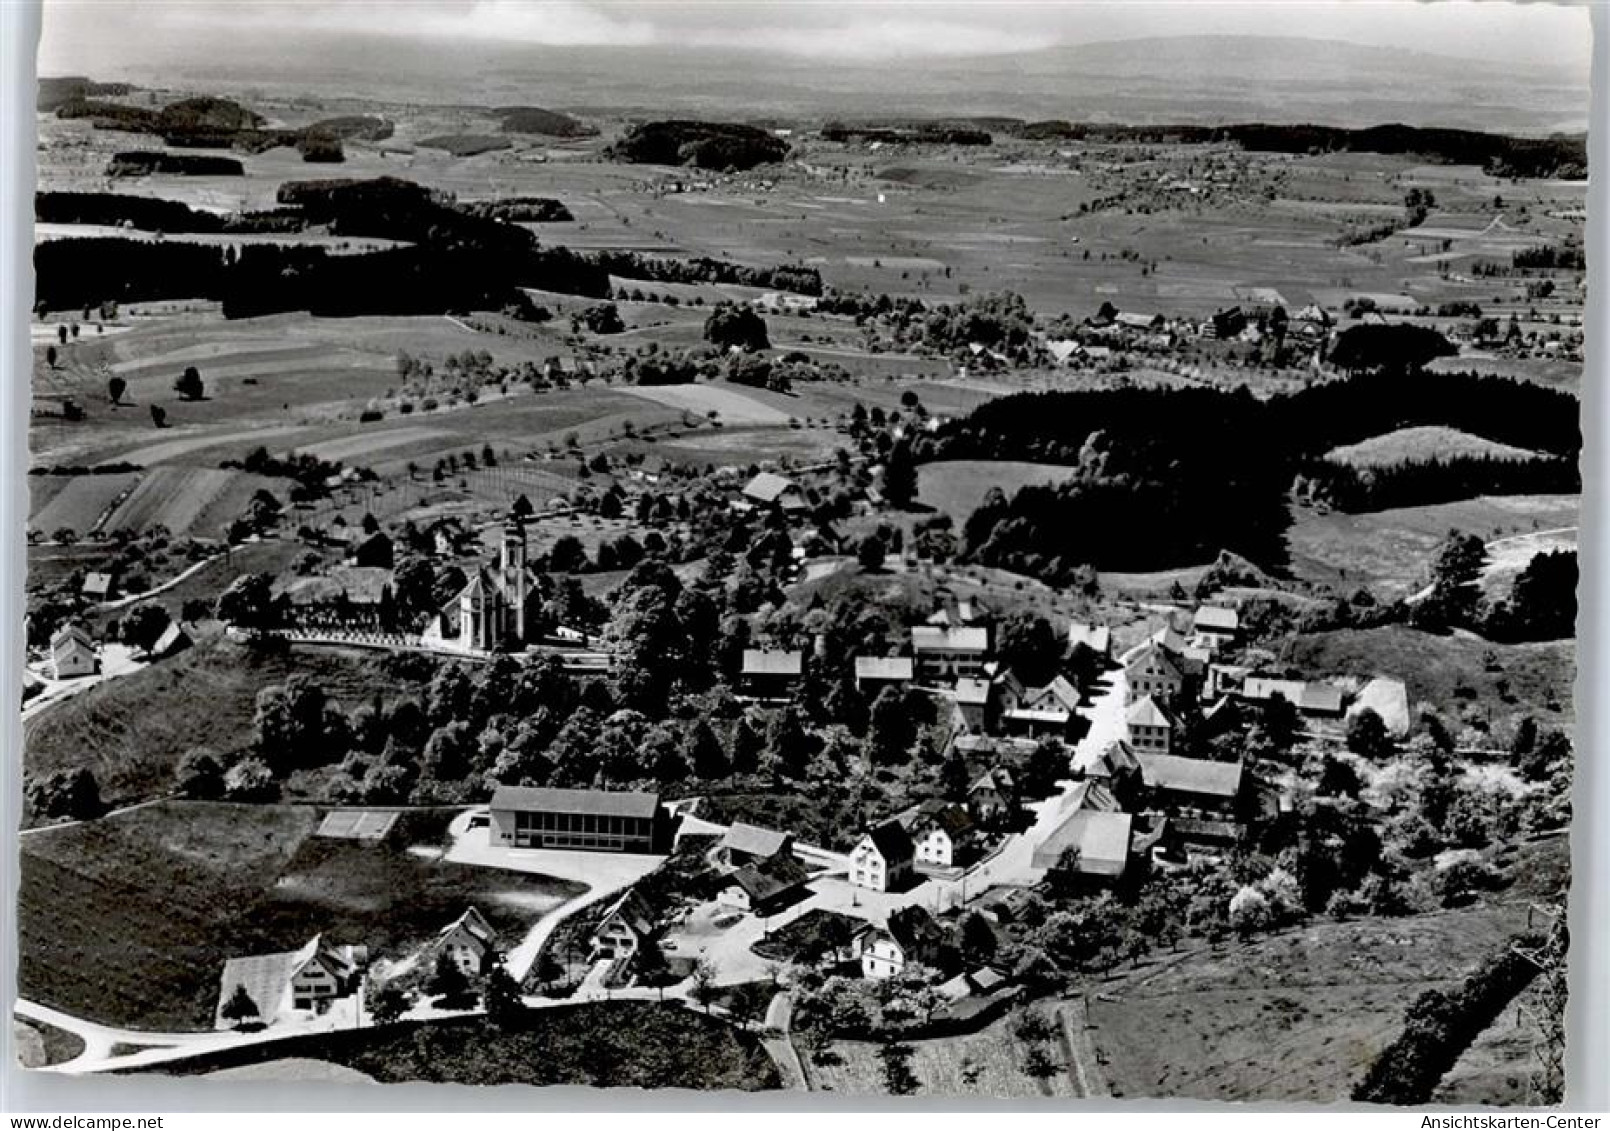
(1059, 998, 1110, 1098)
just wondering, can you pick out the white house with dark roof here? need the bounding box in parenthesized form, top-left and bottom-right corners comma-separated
(858, 906, 945, 980)
(906, 800, 976, 869)
(850, 819, 915, 892)
(49, 624, 97, 680)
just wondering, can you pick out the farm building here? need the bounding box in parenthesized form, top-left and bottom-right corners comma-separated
(741, 471, 807, 513)
(740, 649, 805, 699)
(850, 819, 915, 892)
(49, 624, 97, 680)
(720, 821, 795, 868)
(424, 515, 536, 652)
(149, 620, 192, 659)
(1138, 754, 1245, 816)
(911, 624, 989, 681)
(80, 572, 115, 602)
(1239, 677, 1345, 718)
(1032, 782, 1133, 878)
(346, 530, 394, 569)
(854, 655, 914, 695)
(1191, 604, 1240, 644)
(488, 785, 667, 854)
(716, 854, 812, 917)
(1067, 621, 1112, 658)
(1347, 677, 1412, 738)
(215, 935, 368, 1029)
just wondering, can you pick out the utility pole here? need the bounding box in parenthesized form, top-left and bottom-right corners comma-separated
(1511, 900, 1566, 1106)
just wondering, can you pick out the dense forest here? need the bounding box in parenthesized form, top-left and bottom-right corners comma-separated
(1299, 454, 1580, 513)
(590, 250, 822, 296)
(606, 120, 789, 171)
(107, 152, 244, 177)
(494, 106, 597, 138)
(918, 370, 1581, 579)
(821, 122, 993, 146)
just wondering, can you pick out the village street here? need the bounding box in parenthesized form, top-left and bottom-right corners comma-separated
(21, 642, 145, 723)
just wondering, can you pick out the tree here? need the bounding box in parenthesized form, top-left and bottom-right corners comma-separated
(174, 365, 205, 400)
(684, 719, 730, 779)
(46, 344, 57, 368)
(764, 707, 813, 779)
(427, 950, 473, 1007)
(960, 911, 998, 963)
(1021, 1042, 1060, 1082)
(220, 984, 260, 1028)
(1328, 323, 1456, 376)
(108, 376, 126, 405)
(704, 303, 770, 352)
(150, 404, 167, 428)
(994, 611, 1062, 686)
(881, 441, 917, 508)
(866, 686, 914, 766)
(879, 1040, 920, 1095)
(690, 959, 719, 1013)
(222, 756, 279, 802)
(368, 982, 411, 1025)
(1346, 708, 1395, 761)
(857, 534, 886, 572)
(26, 768, 103, 821)
(481, 956, 525, 1029)
(727, 981, 770, 1030)
(215, 572, 278, 630)
(117, 602, 171, 654)
(174, 748, 225, 799)
(583, 303, 625, 335)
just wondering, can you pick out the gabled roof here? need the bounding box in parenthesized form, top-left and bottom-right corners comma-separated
(743, 471, 800, 504)
(1150, 623, 1190, 654)
(970, 766, 1015, 795)
(490, 785, 660, 820)
(886, 905, 945, 953)
(860, 819, 914, 863)
(912, 625, 989, 653)
(81, 572, 114, 598)
(1138, 753, 1244, 798)
(1125, 641, 1184, 683)
(726, 854, 810, 903)
(722, 821, 793, 859)
(152, 621, 191, 655)
(1085, 739, 1141, 779)
(1126, 693, 1176, 730)
(912, 800, 975, 841)
(1241, 677, 1343, 714)
(1027, 676, 1081, 713)
(1034, 809, 1133, 875)
(855, 655, 914, 683)
(50, 623, 95, 652)
(1067, 622, 1112, 654)
(742, 649, 804, 677)
(439, 906, 496, 948)
(596, 890, 656, 938)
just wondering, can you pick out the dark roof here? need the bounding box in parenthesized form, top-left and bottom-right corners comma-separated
(490, 785, 660, 820)
(886, 905, 945, 952)
(913, 800, 975, 840)
(728, 855, 810, 903)
(863, 818, 914, 862)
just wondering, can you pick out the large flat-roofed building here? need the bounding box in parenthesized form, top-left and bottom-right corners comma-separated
(489, 786, 666, 854)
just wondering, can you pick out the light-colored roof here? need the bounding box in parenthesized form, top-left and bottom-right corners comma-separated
(742, 649, 804, 677)
(1241, 677, 1343, 714)
(439, 906, 496, 947)
(1033, 809, 1133, 875)
(970, 766, 1015, 795)
(1126, 694, 1176, 730)
(1067, 622, 1111, 654)
(1139, 753, 1243, 798)
(1004, 708, 1070, 725)
(490, 785, 660, 820)
(954, 677, 992, 706)
(743, 471, 800, 504)
(81, 572, 114, 597)
(50, 623, 95, 652)
(1027, 676, 1081, 713)
(855, 656, 914, 682)
(1193, 605, 1240, 633)
(912, 625, 989, 654)
(1348, 677, 1411, 737)
(721, 821, 793, 859)
(1125, 641, 1184, 683)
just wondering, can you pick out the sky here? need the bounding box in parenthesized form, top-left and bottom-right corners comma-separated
(36, 0, 1595, 70)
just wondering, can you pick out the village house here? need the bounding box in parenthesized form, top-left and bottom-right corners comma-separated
(858, 906, 946, 980)
(720, 821, 795, 869)
(1031, 781, 1133, 878)
(1125, 694, 1177, 755)
(149, 619, 192, 660)
(911, 624, 990, 682)
(215, 935, 368, 1029)
(590, 890, 657, 963)
(742, 471, 808, 514)
(1239, 677, 1345, 719)
(952, 676, 993, 733)
(716, 854, 811, 918)
(1138, 753, 1245, 817)
(80, 571, 115, 602)
(433, 907, 497, 978)
(1124, 641, 1187, 706)
(998, 674, 1080, 740)
(740, 649, 805, 700)
(854, 655, 915, 696)
(968, 766, 1017, 825)
(423, 514, 536, 652)
(488, 785, 666, 854)
(925, 593, 992, 629)
(1191, 604, 1240, 647)
(1081, 739, 1143, 802)
(850, 819, 916, 892)
(906, 800, 977, 870)
(49, 623, 97, 680)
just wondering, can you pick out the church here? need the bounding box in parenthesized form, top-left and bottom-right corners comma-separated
(423, 514, 538, 653)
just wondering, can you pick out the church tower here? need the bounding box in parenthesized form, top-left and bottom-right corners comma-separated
(500, 513, 528, 644)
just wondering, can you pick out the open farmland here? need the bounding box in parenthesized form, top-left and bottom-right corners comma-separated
(1087, 837, 1567, 1103)
(17, 802, 581, 1031)
(620, 382, 795, 426)
(1287, 494, 1580, 597)
(99, 467, 282, 539)
(917, 459, 1081, 525)
(809, 1006, 1082, 1097)
(29, 473, 139, 538)
(1325, 427, 1539, 468)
